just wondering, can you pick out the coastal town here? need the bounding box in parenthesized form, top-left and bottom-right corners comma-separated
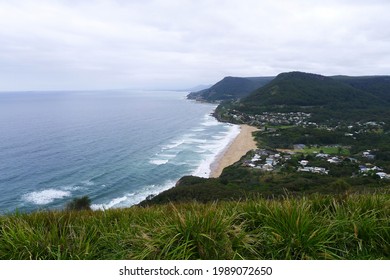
(221, 108, 386, 132)
(243, 148, 390, 180)
(228, 110, 313, 127)
(216, 108, 390, 181)
(226, 109, 313, 127)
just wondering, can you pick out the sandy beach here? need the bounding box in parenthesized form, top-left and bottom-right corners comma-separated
(210, 124, 259, 178)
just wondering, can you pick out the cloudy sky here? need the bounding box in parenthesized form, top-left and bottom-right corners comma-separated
(0, 0, 390, 91)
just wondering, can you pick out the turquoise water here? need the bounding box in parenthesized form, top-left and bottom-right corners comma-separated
(0, 90, 239, 213)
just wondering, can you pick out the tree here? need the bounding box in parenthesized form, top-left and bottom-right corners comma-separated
(66, 196, 92, 211)
(330, 179, 351, 195)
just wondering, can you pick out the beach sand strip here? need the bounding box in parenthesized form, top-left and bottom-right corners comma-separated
(210, 124, 259, 178)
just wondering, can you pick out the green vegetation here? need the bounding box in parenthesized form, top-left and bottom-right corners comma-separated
(0, 193, 389, 259)
(253, 125, 390, 172)
(333, 75, 390, 103)
(243, 72, 381, 108)
(2, 71, 390, 260)
(142, 118, 390, 207)
(301, 146, 350, 156)
(65, 196, 92, 211)
(216, 71, 390, 124)
(187, 76, 273, 101)
(141, 168, 389, 205)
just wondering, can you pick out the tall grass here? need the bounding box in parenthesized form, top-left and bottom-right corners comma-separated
(0, 193, 389, 259)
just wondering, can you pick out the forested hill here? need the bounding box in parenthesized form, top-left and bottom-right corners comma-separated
(187, 76, 274, 101)
(242, 71, 382, 108)
(332, 75, 390, 103)
(226, 71, 389, 123)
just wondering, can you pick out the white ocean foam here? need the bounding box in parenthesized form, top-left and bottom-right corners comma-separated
(150, 159, 169, 165)
(163, 139, 185, 150)
(186, 138, 207, 144)
(201, 117, 220, 127)
(150, 152, 177, 165)
(192, 158, 213, 178)
(192, 124, 240, 178)
(161, 135, 205, 151)
(91, 196, 128, 210)
(201, 113, 222, 126)
(91, 180, 177, 210)
(196, 148, 207, 154)
(82, 180, 95, 186)
(61, 185, 84, 191)
(212, 135, 226, 140)
(192, 128, 205, 132)
(158, 153, 176, 158)
(23, 189, 72, 205)
(201, 143, 225, 150)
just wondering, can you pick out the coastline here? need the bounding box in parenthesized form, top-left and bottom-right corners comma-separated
(210, 124, 259, 178)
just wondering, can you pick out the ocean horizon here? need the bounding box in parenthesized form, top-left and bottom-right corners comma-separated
(0, 90, 239, 213)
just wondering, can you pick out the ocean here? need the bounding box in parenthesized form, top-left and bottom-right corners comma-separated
(0, 90, 239, 213)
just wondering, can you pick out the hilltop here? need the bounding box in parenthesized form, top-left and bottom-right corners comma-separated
(332, 75, 390, 103)
(215, 71, 390, 124)
(242, 72, 382, 109)
(187, 76, 273, 101)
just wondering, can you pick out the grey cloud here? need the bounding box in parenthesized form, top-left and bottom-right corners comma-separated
(0, 0, 390, 91)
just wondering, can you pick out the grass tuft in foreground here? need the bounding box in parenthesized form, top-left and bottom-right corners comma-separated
(0, 193, 389, 260)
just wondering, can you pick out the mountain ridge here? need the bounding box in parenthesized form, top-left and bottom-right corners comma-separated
(187, 76, 274, 101)
(223, 71, 389, 122)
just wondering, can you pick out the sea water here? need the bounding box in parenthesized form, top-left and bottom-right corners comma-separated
(0, 90, 239, 213)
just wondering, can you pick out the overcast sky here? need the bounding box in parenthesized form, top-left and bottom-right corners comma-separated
(1, 0, 390, 91)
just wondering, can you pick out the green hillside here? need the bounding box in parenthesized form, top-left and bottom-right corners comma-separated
(332, 75, 390, 103)
(221, 71, 389, 123)
(243, 72, 381, 107)
(187, 76, 273, 101)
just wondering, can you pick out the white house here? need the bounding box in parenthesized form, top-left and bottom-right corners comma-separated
(299, 160, 309, 166)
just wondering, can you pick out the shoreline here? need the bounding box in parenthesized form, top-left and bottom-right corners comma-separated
(210, 124, 259, 178)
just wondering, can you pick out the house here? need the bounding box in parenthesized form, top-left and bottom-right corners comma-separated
(363, 151, 375, 160)
(299, 160, 309, 166)
(359, 165, 368, 173)
(298, 166, 328, 175)
(372, 166, 383, 171)
(376, 172, 389, 179)
(251, 154, 261, 162)
(316, 153, 329, 158)
(313, 167, 328, 174)
(345, 157, 358, 163)
(283, 155, 292, 160)
(262, 164, 274, 171)
(327, 157, 341, 164)
(266, 157, 277, 166)
(359, 165, 384, 174)
(298, 167, 311, 172)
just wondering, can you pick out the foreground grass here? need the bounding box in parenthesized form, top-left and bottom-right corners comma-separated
(0, 193, 389, 259)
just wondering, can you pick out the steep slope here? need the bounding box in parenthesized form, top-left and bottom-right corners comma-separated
(332, 75, 390, 103)
(243, 72, 380, 107)
(187, 76, 274, 101)
(235, 72, 385, 122)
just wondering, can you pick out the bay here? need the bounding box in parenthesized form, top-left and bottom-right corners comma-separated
(0, 90, 238, 213)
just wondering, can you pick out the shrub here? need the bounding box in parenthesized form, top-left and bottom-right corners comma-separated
(65, 196, 91, 211)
